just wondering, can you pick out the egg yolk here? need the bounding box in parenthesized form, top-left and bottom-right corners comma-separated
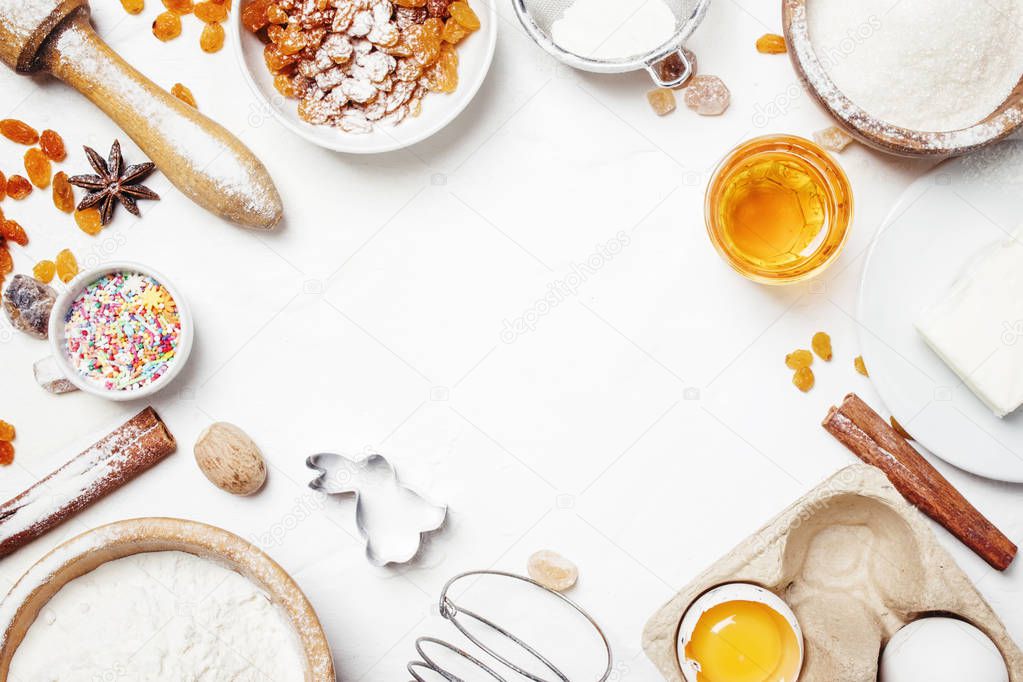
(684, 600, 801, 682)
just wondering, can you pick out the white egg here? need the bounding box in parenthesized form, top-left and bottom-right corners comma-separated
(676, 583, 804, 682)
(880, 617, 1008, 682)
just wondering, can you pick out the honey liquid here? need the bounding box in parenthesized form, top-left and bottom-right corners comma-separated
(705, 136, 852, 284)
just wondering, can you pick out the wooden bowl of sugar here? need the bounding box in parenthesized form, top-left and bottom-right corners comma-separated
(0, 518, 335, 681)
(783, 0, 1023, 157)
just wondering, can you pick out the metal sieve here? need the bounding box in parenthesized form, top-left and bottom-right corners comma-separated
(513, 0, 711, 87)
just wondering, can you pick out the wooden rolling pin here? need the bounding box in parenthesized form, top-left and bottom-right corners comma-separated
(0, 0, 283, 229)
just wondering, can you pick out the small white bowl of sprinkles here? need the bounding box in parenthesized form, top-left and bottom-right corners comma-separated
(48, 263, 193, 401)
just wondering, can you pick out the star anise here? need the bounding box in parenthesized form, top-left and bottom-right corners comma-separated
(68, 140, 159, 225)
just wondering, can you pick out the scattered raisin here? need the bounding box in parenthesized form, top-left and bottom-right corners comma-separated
(756, 33, 787, 54)
(0, 420, 13, 441)
(33, 260, 56, 283)
(0, 442, 13, 467)
(121, 0, 145, 12)
(6, 175, 31, 200)
(447, 1, 479, 29)
(153, 12, 183, 40)
(647, 88, 676, 116)
(792, 366, 814, 392)
(0, 119, 39, 145)
(890, 417, 913, 441)
(0, 247, 12, 276)
(39, 129, 67, 161)
(0, 170, 5, 201)
(1, 220, 28, 246)
(52, 171, 74, 213)
(200, 22, 226, 52)
(785, 349, 813, 370)
(24, 147, 52, 188)
(854, 355, 868, 376)
(56, 248, 78, 283)
(811, 331, 832, 361)
(163, 0, 194, 13)
(74, 208, 103, 235)
(195, 0, 228, 21)
(172, 83, 198, 107)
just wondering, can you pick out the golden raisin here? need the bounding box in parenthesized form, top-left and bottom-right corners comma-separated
(424, 43, 458, 92)
(406, 22, 441, 66)
(242, 0, 273, 31)
(0, 442, 13, 467)
(785, 349, 812, 370)
(447, 1, 479, 30)
(0, 170, 5, 201)
(163, 0, 193, 13)
(121, 0, 145, 13)
(56, 248, 78, 283)
(792, 366, 814, 392)
(277, 25, 307, 55)
(153, 12, 183, 40)
(6, 175, 31, 200)
(756, 33, 787, 54)
(890, 417, 913, 441)
(441, 16, 468, 43)
(33, 259, 56, 283)
(647, 88, 676, 116)
(39, 129, 67, 161)
(0, 119, 39, 145)
(0, 247, 11, 276)
(266, 3, 288, 22)
(74, 208, 103, 236)
(263, 44, 296, 72)
(24, 148, 52, 189)
(52, 172, 75, 213)
(854, 355, 868, 376)
(394, 0, 427, 6)
(200, 22, 226, 52)
(1, 220, 28, 246)
(171, 83, 198, 107)
(811, 331, 832, 361)
(195, 0, 228, 21)
(0, 420, 13, 441)
(273, 74, 301, 98)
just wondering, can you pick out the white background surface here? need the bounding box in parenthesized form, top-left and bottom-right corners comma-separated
(2, 0, 1022, 679)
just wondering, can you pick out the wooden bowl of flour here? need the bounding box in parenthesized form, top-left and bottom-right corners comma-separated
(0, 518, 335, 680)
(782, 0, 1023, 157)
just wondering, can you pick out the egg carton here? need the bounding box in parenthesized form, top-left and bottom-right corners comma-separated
(642, 464, 1023, 681)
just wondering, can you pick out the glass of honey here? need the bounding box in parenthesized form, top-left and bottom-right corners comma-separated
(705, 134, 853, 284)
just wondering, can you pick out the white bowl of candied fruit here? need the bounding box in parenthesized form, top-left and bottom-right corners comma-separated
(232, 0, 497, 153)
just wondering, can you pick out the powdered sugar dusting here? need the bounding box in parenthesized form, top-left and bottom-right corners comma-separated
(0, 0, 58, 46)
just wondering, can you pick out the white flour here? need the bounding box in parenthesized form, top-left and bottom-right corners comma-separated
(551, 0, 676, 60)
(9, 551, 306, 682)
(807, 0, 1023, 132)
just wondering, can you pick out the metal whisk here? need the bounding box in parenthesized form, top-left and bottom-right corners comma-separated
(408, 570, 613, 681)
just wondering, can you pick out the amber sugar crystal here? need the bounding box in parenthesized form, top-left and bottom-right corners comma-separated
(647, 88, 676, 116)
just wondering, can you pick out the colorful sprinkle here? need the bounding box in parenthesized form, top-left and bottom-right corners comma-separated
(64, 272, 181, 392)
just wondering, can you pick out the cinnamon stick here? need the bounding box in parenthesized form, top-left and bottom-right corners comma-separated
(0, 407, 176, 557)
(823, 393, 1017, 571)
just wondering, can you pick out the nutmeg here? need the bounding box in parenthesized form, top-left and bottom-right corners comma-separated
(193, 422, 266, 495)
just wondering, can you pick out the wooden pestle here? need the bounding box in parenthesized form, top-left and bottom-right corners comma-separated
(0, 0, 283, 229)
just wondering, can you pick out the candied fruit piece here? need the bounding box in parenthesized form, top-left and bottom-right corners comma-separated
(200, 22, 226, 52)
(756, 33, 786, 54)
(3, 274, 56, 339)
(121, 0, 145, 13)
(242, 0, 273, 31)
(163, 0, 193, 13)
(814, 125, 854, 152)
(811, 331, 832, 361)
(447, 1, 479, 30)
(171, 83, 197, 108)
(0, 442, 12, 467)
(0, 119, 39, 145)
(441, 16, 468, 43)
(854, 355, 868, 376)
(684, 75, 730, 116)
(425, 43, 458, 92)
(890, 416, 913, 441)
(527, 550, 578, 592)
(24, 148, 52, 189)
(74, 208, 103, 236)
(39, 129, 67, 161)
(6, 175, 31, 200)
(792, 366, 814, 392)
(195, 1, 228, 22)
(52, 171, 75, 213)
(0, 420, 13, 441)
(1, 220, 28, 246)
(153, 12, 183, 40)
(785, 349, 812, 370)
(33, 260, 55, 283)
(647, 88, 676, 116)
(56, 248, 78, 283)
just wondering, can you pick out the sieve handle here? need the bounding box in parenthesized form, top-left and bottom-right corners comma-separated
(645, 48, 693, 89)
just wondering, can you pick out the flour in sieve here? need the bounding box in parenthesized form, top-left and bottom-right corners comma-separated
(550, 0, 676, 60)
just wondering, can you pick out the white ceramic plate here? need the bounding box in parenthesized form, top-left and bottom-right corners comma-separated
(859, 140, 1023, 482)
(231, 2, 497, 154)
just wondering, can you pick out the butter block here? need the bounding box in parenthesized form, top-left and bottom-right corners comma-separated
(916, 231, 1023, 417)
